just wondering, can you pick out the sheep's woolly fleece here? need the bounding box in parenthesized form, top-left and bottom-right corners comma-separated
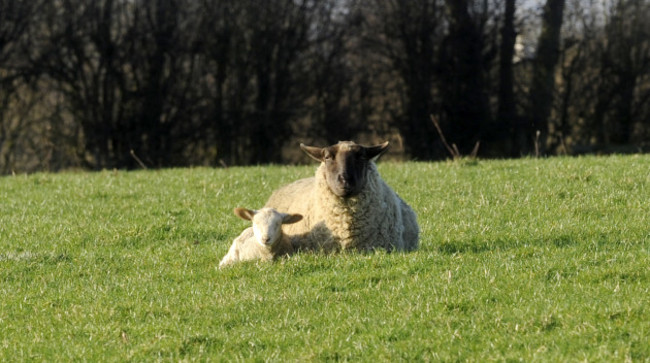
(265, 159, 419, 252)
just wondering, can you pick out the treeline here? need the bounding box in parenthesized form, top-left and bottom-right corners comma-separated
(1, 0, 649, 172)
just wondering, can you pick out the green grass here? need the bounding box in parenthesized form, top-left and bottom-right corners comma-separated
(1, 156, 649, 361)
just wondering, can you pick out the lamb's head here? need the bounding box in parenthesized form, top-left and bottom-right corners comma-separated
(234, 207, 303, 247)
(300, 140, 389, 197)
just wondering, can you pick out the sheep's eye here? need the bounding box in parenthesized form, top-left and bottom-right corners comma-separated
(323, 152, 333, 161)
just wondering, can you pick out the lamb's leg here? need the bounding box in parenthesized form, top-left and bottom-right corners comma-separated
(219, 246, 239, 268)
(219, 228, 253, 268)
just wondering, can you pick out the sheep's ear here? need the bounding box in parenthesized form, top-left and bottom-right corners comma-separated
(234, 207, 256, 221)
(282, 213, 303, 224)
(300, 143, 324, 162)
(365, 141, 390, 161)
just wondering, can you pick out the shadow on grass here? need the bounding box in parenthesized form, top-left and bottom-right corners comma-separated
(178, 335, 222, 357)
(434, 233, 580, 255)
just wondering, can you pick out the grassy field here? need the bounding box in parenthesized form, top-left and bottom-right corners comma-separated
(1, 155, 648, 361)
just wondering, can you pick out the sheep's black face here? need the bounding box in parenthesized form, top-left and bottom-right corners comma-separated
(323, 143, 366, 197)
(301, 141, 389, 198)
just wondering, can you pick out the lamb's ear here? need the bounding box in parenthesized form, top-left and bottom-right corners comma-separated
(234, 207, 256, 221)
(300, 143, 324, 162)
(365, 141, 390, 161)
(282, 213, 303, 224)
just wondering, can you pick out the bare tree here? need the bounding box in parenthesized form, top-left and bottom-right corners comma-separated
(360, 0, 442, 159)
(306, 1, 359, 144)
(31, 0, 130, 169)
(497, 0, 517, 156)
(552, 0, 650, 153)
(29, 0, 204, 169)
(600, 0, 650, 145)
(198, 0, 323, 165)
(4, 0, 650, 172)
(527, 0, 565, 155)
(440, 0, 493, 156)
(0, 0, 40, 172)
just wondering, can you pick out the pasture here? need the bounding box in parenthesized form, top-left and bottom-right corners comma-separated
(1, 156, 648, 361)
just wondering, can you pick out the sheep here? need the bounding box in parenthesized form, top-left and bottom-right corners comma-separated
(264, 140, 419, 252)
(218, 207, 303, 268)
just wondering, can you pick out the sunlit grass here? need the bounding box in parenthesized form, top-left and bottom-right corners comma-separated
(1, 156, 648, 361)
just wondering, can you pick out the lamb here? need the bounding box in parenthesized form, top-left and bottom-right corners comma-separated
(218, 207, 303, 268)
(264, 140, 419, 252)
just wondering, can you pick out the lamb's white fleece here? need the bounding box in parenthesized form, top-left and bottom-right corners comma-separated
(218, 208, 298, 268)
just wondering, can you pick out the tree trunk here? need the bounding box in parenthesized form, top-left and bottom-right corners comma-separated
(387, 0, 438, 160)
(497, 0, 517, 156)
(442, 0, 491, 155)
(527, 0, 565, 156)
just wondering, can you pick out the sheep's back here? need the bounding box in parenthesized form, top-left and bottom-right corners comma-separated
(265, 177, 314, 212)
(264, 177, 316, 234)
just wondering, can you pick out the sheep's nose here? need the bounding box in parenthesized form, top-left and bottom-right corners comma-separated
(338, 174, 349, 184)
(261, 236, 271, 244)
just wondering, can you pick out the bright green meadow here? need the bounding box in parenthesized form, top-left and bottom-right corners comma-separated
(1, 156, 649, 361)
